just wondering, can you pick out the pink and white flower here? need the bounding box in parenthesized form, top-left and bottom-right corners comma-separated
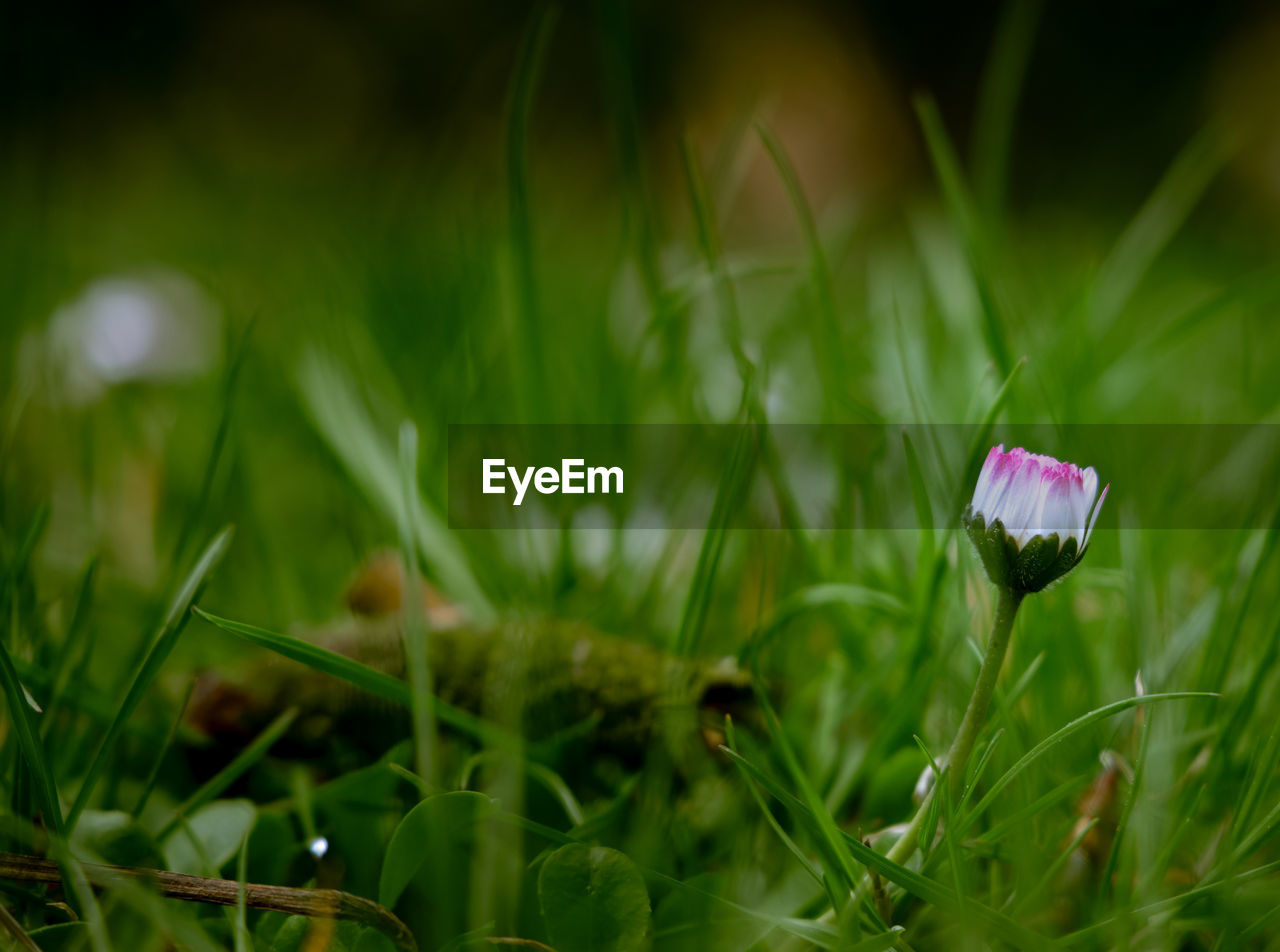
(964, 445, 1109, 593)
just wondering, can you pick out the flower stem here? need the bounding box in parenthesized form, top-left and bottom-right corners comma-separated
(882, 584, 1023, 869)
(770, 586, 1025, 951)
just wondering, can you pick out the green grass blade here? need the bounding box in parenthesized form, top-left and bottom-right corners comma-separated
(971, 0, 1041, 219)
(1010, 817, 1097, 915)
(755, 119, 879, 423)
(65, 526, 234, 833)
(1097, 705, 1153, 905)
(195, 608, 409, 702)
(915, 93, 1013, 377)
(0, 603, 63, 836)
(296, 351, 494, 622)
(746, 583, 911, 662)
(1062, 859, 1280, 946)
(8, 503, 49, 583)
(962, 692, 1218, 833)
(492, 795, 849, 950)
(52, 849, 111, 952)
(1090, 125, 1233, 330)
(233, 826, 251, 952)
(673, 423, 757, 658)
(1203, 510, 1280, 697)
(748, 659, 864, 898)
(192, 607, 518, 749)
(902, 429, 935, 576)
(599, 0, 665, 321)
(959, 728, 1004, 813)
(0, 901, 40, 952)
(156, 706, 298, 842)
(41, 556, 98, 740)
(680, 134, 752, 385)
(724, 716, 834, 904)
(971, 775, 1088, 846)
(721, 745, 1052, 949)
(504, 5, 558, 419)
(915, 735, 964, 896)
(398, 421, 437, 787)
(954, 354, 1026, 521)
(460, 752, 584, 826)
(640, 863, 844, 950)
(133, 677, 196, 816)
(169, 317, 254, 573)
(1227, 790, 1280, 867)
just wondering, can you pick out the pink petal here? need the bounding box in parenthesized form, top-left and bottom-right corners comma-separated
(971, 444, 1006, 512)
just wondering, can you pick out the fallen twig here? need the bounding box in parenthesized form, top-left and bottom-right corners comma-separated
(0, 851, 416, 952)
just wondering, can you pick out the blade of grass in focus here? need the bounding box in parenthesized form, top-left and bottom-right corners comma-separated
(720, 743, 1052, 950)
(0, 602, 63, 837)
(65, 526, 235, 834)
(132, 677, 196, 816)
(154, 706, 297, 842)
(40, 556, 97, 741)
(192, 606, 518, 749)
(960, 691, 1219, 834)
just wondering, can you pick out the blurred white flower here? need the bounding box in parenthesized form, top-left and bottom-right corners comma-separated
(36, 270, 220, 405)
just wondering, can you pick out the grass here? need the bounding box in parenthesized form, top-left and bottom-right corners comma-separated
(2, 5, 1280, 951)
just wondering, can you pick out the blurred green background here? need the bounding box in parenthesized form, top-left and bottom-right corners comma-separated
(4, 1, 1280, 949)
(5, 0, 1280, 621)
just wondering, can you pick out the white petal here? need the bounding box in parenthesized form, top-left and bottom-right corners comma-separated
(1079, 466, 1099, 540)
(1002, 458, 1043, 546)
(1038, 476, 1075, 545)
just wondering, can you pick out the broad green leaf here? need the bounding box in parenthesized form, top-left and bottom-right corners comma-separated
(162, 800, 256, 876)
(538, 844, 651, 952)
(379, 791, 491, 909)
(71, 810, 161, 868)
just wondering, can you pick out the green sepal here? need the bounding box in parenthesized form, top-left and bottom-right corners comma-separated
(1039, 539, 1080, 591)
(1013, 533, 1059, 592)
(964, 507, 1083, 594)
(963, 507, 1014, 590)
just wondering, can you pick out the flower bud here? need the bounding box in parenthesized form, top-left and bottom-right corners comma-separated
(963, 445, 1109, 594)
